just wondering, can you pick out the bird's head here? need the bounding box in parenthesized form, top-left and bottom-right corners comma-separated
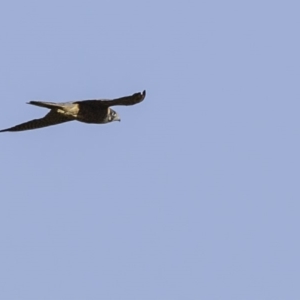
(108, 108, 121, 122)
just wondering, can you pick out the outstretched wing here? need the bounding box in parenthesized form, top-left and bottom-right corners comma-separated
(0, 110, 73, 132)
(102, 90, 146, 107)
(78, 90, 146, 107)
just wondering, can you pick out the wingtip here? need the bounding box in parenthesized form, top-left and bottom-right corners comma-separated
(141, 90, 146, 99)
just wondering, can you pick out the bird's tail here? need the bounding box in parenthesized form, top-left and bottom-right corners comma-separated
(27, 101, 63, 110)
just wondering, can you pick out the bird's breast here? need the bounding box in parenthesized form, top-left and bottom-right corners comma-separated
(76, 105, 109, 124)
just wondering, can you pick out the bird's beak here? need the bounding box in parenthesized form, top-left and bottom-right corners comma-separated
(115, 115, 121, 122)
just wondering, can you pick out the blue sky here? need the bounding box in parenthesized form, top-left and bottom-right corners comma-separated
(0, 0, 300, 299)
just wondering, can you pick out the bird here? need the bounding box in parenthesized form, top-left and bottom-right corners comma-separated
(0, 90, 146, 132)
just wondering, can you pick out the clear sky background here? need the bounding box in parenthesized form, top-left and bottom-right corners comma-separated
(0, 0, 299, 299)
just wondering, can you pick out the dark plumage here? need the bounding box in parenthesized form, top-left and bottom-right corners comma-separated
(0, 90, 146, 132)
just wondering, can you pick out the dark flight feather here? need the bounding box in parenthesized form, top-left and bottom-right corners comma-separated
(77, 90, 146, 107)
(0, 110, 73, 132)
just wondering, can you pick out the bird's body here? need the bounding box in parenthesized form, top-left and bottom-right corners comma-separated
(0, 90, 146, 132)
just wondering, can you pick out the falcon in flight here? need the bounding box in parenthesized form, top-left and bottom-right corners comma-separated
(0, 90, 146, 132)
